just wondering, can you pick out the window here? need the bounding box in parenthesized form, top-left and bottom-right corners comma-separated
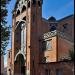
(45, 69, 50, 75)
(56, 69, 62, 75)
(28, 1, 30, 8)
(42, 57, 46, 62)
(38, 1, 41, 7)
(46, 40, 52, 50)
(42, 40, 52, 51)
(21, 6, 26, 13)
(16, 10, 20, 16)
(33, 0, 36, 5)
(9, 69, 11, 75)
(23, 16, 26, 21)
(15, 32, 19, 42)
(42, 41, 46, 51)
(33, 13, 35, 22)
(9, 52, 10, 58)
(50, 26, 56, 31)
(61, 23, 68, 33)
(50, 23, 57, 31)
(33, 60, 34, 68)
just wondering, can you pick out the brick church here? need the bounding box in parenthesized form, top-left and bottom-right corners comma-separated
(7, 0, 74, 75)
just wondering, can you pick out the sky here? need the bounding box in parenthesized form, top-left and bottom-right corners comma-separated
(4, 0, 74, 67)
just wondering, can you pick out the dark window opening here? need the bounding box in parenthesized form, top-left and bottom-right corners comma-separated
(33, 60, 34, 68)
(42, 41, 46, 51)
(49, 23, 57, 31)
(33, 0, 36, 5)
(23, 16, 26, 21)
(38, 1, 41, 7)
(22, 1, 23, 4)
(28, 1, 30, 8)
(9, 52, 10, 58)
(42, 57, 46, 62)
(45, 69, 50, 75)
(63, 23, 68, 29)
(50, 26, 56, 31)
(33, 13, 35, 22)
(16, 10, 20, 16)
(56, 69, 62, 75)
(22, 6, 26, 13)
(61, 23, 68, 33)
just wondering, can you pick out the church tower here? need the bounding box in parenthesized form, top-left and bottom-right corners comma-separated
(12, 0, 43, 75)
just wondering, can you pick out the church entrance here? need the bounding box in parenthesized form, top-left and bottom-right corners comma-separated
(14, 54, 25, 75)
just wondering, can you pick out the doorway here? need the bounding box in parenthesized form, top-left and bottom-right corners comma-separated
(14, 54, 25, 75)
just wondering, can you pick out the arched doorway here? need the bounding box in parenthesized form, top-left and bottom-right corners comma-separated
(14, 54, 25, 75)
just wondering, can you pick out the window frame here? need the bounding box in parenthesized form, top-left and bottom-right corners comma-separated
(45, 69, 51, 75)
(56, 69, 62, 75)
(42, 39, 52, 51)
(46, 39, 52, 51)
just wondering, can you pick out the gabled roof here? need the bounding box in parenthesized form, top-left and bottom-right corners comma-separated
(48, 16, 56, 22)
(57, 14, 74, 22)
(42, 17, 49, 23)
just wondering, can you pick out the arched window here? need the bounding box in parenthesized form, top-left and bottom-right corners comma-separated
(38, 1, 41, 7)
(16, 10, 20, 16)
(50, 23, 57, 31)
(21, 6, 26, 13)
(50, 26, 56, 31)
(23, 16, 26, 21)
(28, 1, 30, 8)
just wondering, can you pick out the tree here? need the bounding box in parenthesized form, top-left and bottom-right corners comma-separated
(1, 0, 11, 55)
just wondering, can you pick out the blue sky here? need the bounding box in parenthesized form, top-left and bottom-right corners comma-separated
(4, 0, 74, 67)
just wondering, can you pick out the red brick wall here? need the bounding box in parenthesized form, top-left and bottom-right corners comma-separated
(39, 61, 74, 75)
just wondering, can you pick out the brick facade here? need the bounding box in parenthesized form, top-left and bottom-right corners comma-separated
(7, 0, 74, 75)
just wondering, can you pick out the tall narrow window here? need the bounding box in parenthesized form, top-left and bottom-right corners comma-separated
(45, 69, 50, 75)
(56, 69, 62, 75)
(33, 0, 36, 5)
(28, 1, 30, 8)
(46, 40, 52, 50)
(9, 52, 10, 58)
(33, 60, 34, 68)
(42, 41, 46, 51)
(38, 1, 41, 7)
(16, 10, 20, 16)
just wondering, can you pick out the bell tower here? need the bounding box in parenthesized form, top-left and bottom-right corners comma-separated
(26, 0, 43, 75)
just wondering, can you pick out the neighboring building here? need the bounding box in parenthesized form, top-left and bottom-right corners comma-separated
(1, 55, 4, 75)
(7, 49, 12, 75)
(8, 0, 74, 75)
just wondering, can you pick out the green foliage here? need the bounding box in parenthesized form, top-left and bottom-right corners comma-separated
(69, 47, 74, 61)
(1, 0, 11, 55)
